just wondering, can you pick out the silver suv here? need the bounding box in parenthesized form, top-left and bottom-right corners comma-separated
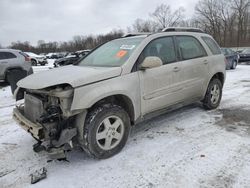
(13, 28, 226, 159)
(0, 49, 33, 83)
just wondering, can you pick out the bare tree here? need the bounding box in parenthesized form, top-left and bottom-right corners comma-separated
(232, 0, 250, 46)
(150, 4, 185, 29)
(195, 0, 250, 47)
(9, 30, 124, 54)
(129, 18, 157, 32)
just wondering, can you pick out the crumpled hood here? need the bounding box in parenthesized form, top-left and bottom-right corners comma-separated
(18, 65, 122, 89)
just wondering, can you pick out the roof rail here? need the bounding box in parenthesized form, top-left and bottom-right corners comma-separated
(122, 32, 152, 38)
(162, 27, 204, 33)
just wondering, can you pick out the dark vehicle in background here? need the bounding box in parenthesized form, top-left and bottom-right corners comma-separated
(46, 53, 55, 59)
(221, 48, 239, 70)
(54, 50, 90, 67)
(46, 52, 69, 59)
(239, 49, 250, 63)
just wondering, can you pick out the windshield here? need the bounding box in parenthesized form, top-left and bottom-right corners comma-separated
(242, 49, 250, 54)
(78, 37, 145, 67)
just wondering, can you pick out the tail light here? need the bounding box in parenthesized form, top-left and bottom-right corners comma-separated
(24, 56, 31, 62)
(19, 52, 31, 62)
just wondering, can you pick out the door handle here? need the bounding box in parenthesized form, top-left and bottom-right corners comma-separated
(173, 67, 180, 72)
(203, 60, 208, 65)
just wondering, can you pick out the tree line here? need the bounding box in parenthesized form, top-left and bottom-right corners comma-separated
(2, 0, 250, 53)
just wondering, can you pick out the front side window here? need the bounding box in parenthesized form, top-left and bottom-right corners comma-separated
(78, 37, 145, 67)
(202, 36, 221, 55)
(177, 36, 207, 60)
(140, 37, 177, 65)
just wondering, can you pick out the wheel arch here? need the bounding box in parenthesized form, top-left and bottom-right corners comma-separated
(202, 72, 225, 100)
(89, 94, 136, 125)
(210, 72, 225, 86)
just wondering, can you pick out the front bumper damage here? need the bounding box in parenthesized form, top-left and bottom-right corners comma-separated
(13, 103, 77, 160)
(13, 107, 44, 140)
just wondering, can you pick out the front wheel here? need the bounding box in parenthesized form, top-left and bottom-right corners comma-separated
(83, 104, 131, 159)
(203, 78, 222, 110)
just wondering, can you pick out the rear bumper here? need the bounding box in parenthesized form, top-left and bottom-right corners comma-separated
(13, 107, 44, 140)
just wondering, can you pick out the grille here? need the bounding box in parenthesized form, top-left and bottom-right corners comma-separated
(24, 94, 44, 123)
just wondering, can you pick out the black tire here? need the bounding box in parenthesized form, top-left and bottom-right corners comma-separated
(83, 104, 131, 159)
(31, 59, 37, 66)
(203, 78, 223, 110)
(231, 60, 237, 69)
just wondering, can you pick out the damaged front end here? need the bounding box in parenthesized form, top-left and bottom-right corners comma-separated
(13, 84, 81, 159)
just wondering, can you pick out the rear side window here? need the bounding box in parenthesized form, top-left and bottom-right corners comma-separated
(176, 36, 207, 60)
(0, 52, 17, 60)
(202, 36, 221, 55)
(5, 52, 17, 59)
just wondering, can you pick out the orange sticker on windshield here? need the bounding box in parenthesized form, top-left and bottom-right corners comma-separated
(116, 50, 127, 58)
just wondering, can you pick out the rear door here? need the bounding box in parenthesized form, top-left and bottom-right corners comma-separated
(174, 35, 209, 100)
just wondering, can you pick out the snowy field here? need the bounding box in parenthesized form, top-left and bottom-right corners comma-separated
(1, 64, 250, 188)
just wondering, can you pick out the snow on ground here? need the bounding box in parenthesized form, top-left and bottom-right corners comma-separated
(1, 65, 250, 188)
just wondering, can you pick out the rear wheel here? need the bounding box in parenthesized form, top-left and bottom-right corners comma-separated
(83, 104, 131, 159)
(203, 78, 222, 110)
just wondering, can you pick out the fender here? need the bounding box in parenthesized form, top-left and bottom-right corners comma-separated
(71, 72, 141, 121)
(201, 54, 226, 99)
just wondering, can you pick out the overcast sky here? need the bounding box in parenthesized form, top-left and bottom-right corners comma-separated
(0, 0, 199, 46)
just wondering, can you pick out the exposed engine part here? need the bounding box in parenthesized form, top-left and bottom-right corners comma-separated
(30, 167, 47, 184)
(52, 128, 77, 147)
(33, 141, 46, 153)
(47, 147, 66, 160)
(39, 105, 61, 124)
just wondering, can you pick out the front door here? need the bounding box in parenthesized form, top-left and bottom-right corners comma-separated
(138, 36, 183, 115)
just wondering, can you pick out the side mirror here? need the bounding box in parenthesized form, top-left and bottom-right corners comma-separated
(140, 56, 163, 70)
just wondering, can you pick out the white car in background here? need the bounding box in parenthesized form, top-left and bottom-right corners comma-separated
(24, 52, 48, 66)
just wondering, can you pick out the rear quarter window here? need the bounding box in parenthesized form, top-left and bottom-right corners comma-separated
(202, 36, 221, 55)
